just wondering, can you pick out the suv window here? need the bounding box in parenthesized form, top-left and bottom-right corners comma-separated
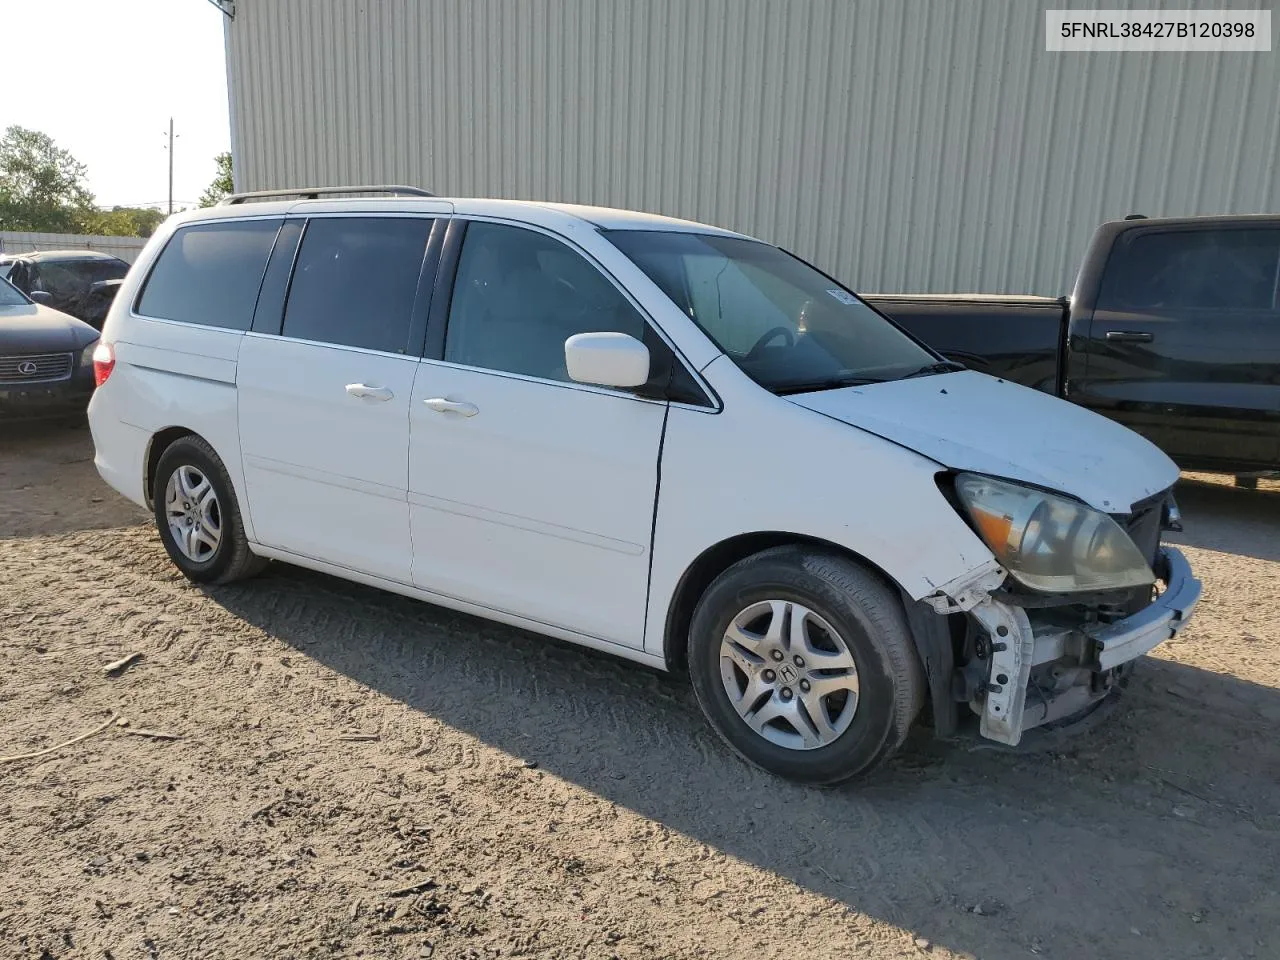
(1099, 228, 1280, 311)
(32, 260, 128, 301)
(445, 222, 646, 382)
(281, 217, 432, 353)
(33, 263, 84, 300)
(138, 220, 282, 329)
(85, 260, 130, 283)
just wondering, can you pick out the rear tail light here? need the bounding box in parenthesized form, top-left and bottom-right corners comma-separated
(92, 341, 116, 387)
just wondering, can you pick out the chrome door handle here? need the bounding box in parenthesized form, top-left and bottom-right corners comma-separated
(345, 383, 394, 401)
(423, 397, 479, 417)
(1104, 331, 1154, 343)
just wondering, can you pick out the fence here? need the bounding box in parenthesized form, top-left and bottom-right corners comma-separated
(0, 231, 149, 263)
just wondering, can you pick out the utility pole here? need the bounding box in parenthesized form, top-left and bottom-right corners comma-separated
(166, 117, 175, 215)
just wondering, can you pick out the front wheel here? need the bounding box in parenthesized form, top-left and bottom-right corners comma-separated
(688, 546, 923, 785)
(152, 435, 266, 584)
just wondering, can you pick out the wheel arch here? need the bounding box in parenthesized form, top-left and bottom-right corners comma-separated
(143, 426, 200, 508)
(662, 532, 909, 673)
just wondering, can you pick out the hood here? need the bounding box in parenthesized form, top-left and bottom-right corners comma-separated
(0, 302, 99, 353)
(788, 370, 1179, 513)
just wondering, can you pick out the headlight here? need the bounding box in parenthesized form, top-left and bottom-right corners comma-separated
(80, 339, 99, 369)
(954, 473, 1155, 593)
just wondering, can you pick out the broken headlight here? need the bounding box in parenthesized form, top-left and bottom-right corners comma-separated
(954, 473, 1155, 594)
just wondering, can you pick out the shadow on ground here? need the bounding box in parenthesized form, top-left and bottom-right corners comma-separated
(210, 563, 1280, 960)
(1170, 475, 1280, 562)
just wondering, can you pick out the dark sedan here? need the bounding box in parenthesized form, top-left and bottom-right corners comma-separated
(0, 276, 99, 421)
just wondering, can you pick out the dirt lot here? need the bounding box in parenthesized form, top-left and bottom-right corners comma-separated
(2, 423, 1278, 960)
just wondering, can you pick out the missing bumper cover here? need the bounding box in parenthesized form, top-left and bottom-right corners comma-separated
(967, 547, 1201, 745)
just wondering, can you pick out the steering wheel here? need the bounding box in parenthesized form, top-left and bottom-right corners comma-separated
(744, 325, 795, 360)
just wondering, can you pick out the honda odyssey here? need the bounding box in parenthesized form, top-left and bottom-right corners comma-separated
(88, 186, 1201, 784)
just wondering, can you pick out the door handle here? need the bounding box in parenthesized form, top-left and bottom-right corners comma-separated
(423, 397, 479, 417)
(1104, 331, 1154, 343)
(345, 383, 394, 401)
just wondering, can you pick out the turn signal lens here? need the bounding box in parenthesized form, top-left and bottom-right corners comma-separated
(969, 504, 1014, 552)
(92, 341, 116, 387)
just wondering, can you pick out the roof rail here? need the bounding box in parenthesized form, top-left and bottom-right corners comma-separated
(222, 185, 435, 205)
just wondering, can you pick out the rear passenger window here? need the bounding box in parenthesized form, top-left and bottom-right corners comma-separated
(1099, 229, 1280, 311)
(281, 217, 432, 353)
(137, 220, 281, 329)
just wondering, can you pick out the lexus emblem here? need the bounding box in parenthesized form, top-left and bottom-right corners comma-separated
(17, 360, 38, 375)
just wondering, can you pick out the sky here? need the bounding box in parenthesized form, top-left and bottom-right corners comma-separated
(1, 0, 231, 211)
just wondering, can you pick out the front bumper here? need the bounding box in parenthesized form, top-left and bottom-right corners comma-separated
(970, 547, 1201, 745)
(0, 366, 95, 421)
(1092, 548, 1200, 670)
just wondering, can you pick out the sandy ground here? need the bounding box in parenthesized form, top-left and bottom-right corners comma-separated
(2, 422, 1278, 960)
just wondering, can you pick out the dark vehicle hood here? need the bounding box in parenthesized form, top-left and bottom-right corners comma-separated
(0, 303, 100, 353)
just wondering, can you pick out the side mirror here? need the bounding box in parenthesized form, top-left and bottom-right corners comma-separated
(28, 290, 53, 305)
(565, 331, 650, 389)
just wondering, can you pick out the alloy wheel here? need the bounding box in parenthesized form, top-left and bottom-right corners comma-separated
(719, 599, 860, 750)
(164, 465, 222, 563)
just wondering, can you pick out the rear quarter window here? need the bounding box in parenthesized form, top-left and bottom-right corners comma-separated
(136, 219, 282, 330)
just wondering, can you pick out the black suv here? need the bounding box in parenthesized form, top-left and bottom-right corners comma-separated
(1, 250, 130, 329)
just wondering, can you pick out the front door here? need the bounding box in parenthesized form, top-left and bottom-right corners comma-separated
(1077, 225, 1280, 470)
(407, 220, 666, 647)
(238, 215, 437, 582)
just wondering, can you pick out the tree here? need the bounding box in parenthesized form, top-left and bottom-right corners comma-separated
(0, 126, 175, 237)
(199, 152, 234, 207)
(106, 206, 167, 238)
(0, 125, 97, 232)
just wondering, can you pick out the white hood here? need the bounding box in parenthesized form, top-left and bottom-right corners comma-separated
(788, 371, 1178, 513)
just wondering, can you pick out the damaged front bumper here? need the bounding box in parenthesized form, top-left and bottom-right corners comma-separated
(965, 547, 1201, 745)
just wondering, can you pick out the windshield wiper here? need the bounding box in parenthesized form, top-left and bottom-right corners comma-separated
(773, 375, 887, 396)
(900, 360, 965, 379)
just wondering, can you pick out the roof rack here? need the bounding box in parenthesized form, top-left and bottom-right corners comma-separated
(222, 185, 435, 205)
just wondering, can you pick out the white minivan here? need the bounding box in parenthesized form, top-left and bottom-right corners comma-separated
(88, 186, 1201, 784)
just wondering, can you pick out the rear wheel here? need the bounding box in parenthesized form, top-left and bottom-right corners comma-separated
(152, 436, 266, 584)
(688, 546, 922, 785)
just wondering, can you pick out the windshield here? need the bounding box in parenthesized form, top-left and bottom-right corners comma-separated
(0, 276, 30, 307)
(605, 231, 937, 392)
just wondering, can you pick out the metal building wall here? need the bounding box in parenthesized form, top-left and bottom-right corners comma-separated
(224, 0, 1279, 294)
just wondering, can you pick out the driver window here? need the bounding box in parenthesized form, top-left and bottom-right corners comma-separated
(685, 254, 788, 354)
(444, 222, 646, 382)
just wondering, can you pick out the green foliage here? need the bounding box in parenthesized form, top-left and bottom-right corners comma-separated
(199, 152, 234, 207)
(93, 206, 168, 238)
(0, 125, 96, 233)
(0, 125, 172, 238)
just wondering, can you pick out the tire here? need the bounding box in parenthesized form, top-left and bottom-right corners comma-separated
(152, 435, 266, 584)
(688, 545, 923, 785)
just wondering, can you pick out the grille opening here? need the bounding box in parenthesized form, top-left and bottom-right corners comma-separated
(0, 352, 74, 383)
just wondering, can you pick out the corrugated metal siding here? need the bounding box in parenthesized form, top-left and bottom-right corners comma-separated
(0, 232, 147, 263)
(224, 0, 1279, 294)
